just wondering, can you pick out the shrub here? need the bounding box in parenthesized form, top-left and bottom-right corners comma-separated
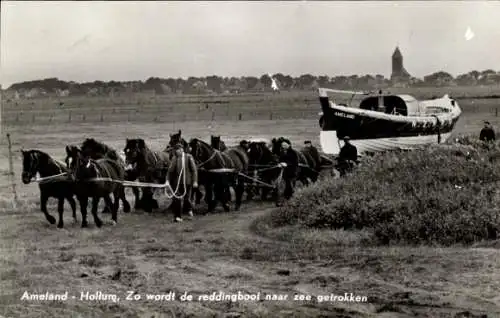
(270, 141, 500, 246)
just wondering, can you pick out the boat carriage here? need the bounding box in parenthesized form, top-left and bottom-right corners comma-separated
(317, 88, 462, 155)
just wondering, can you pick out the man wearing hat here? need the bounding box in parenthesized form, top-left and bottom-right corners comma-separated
(278, 139, 299, 201)
(166, 143, 198, 222)
(480, 121, 496, 143)
(336, 136, 358, 176)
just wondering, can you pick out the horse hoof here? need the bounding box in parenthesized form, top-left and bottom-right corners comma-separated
(47, 216, 56, 224)
(81, 222, 88, 228)
(57, 223, 64, 229)
(123, 205, 131, 213)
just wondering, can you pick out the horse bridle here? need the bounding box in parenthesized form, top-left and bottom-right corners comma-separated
(22, 151, 39, 181)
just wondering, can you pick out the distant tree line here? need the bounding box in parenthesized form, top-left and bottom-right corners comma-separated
(6, 69, 500, 96)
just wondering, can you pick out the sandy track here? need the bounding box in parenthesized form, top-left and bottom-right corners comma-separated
(1, 198, 500, 317)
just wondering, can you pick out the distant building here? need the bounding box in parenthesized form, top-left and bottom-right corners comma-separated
(390, 46, 412, 86)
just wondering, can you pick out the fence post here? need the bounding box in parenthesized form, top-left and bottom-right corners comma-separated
(100, 112, 104, 122)
(6, 133, 19, 208)
(238, 113, 242, 121)
(270, 112, 273, 120)
(496, 108, 498, 117)
(69, 111, 72, 122)
(212, 110, 215, 121)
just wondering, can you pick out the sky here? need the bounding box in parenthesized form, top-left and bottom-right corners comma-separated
(1, 1, 500, 87)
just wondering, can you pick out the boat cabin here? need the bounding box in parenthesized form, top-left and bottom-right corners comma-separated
(359, 94, 421, 116)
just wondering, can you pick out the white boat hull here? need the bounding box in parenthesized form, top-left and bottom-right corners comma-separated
(320, 130, 453, 155)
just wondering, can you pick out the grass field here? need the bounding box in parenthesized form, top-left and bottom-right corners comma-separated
(1, 89, 500, 317)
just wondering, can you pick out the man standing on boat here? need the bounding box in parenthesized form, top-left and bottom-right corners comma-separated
(166, 143, 198, 223)
(480, 121, 496, 143)
(278, 140, 299, 201)
(336, 136, 358, 176)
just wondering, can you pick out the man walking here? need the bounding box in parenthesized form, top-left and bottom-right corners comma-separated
(278, 140, 299, 201)
(166, 143, 198, 223)
(480, 121, 496, 143)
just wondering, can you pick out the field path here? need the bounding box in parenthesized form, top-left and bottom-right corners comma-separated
(1, 199, 500, 317)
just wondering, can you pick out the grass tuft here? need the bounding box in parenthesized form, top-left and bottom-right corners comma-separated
(270, 137, 500, 246)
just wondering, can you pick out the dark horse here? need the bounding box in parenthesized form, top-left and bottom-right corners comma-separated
(165, 130, 189, 153)
(247, 141, 281, 201)
(166, 130, 204, 205)
(79, 138, 132, 213)
(21, 149, 77, 228)
(123, 138, 170, 212)
(210, 135, 227, 151)
(271, 137, 319, 185)
(65, 145, 127, 228)
(189, 138, 249, 212)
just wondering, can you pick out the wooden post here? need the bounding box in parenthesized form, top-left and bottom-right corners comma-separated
(212, 110, 215, 121)
(238, 113, 242, 121)
(270, 112, 273, 120)
(69, 111, 72, 122)
(6, 133, 19, 207)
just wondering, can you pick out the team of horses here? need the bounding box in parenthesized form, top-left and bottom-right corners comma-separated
(21, 130, 331, 229)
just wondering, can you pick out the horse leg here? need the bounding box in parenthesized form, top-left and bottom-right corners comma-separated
(67, 195, 77, 224)
(206, 183, 216, 213)
(101, 195, 111, 214)
(79, 195, 89, 228)
(195, 187, 203, 205)
(300, 171, 309, 186)
(221, 185, 231, 212)
(132, 187, 143, 210)
(120, 185, 131, 213)
(40, 192, 56, 225)
(214, 181, 229, 212)
(57, 197, 65, 228)
(104, 194, 117, 224)
(235, 179, 244, 211)
(91, 196, 103, 228)
(142, 188, 153, 213)
(261, 184, 271, 201)
(150, 187, 159, 209)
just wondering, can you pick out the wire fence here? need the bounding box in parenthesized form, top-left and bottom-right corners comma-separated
(2, 107, 322, 126)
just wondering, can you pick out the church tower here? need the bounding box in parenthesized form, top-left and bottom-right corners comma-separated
(390, 46, 411, 85)
(392, 47, 403, 75)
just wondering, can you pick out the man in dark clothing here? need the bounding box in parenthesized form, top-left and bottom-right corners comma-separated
(303, 140, 321, 170)
(278, 140, 299, 200)
(336, 136, 358, 176)
(480, 121, 496, 143)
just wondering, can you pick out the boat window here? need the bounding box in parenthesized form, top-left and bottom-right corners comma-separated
(360, 96, 408, 116)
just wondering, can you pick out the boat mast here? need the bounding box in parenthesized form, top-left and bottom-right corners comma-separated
(378, 90, 383, 111)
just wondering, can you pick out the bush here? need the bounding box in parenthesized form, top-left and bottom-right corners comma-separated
(270, 141, 500, 246)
